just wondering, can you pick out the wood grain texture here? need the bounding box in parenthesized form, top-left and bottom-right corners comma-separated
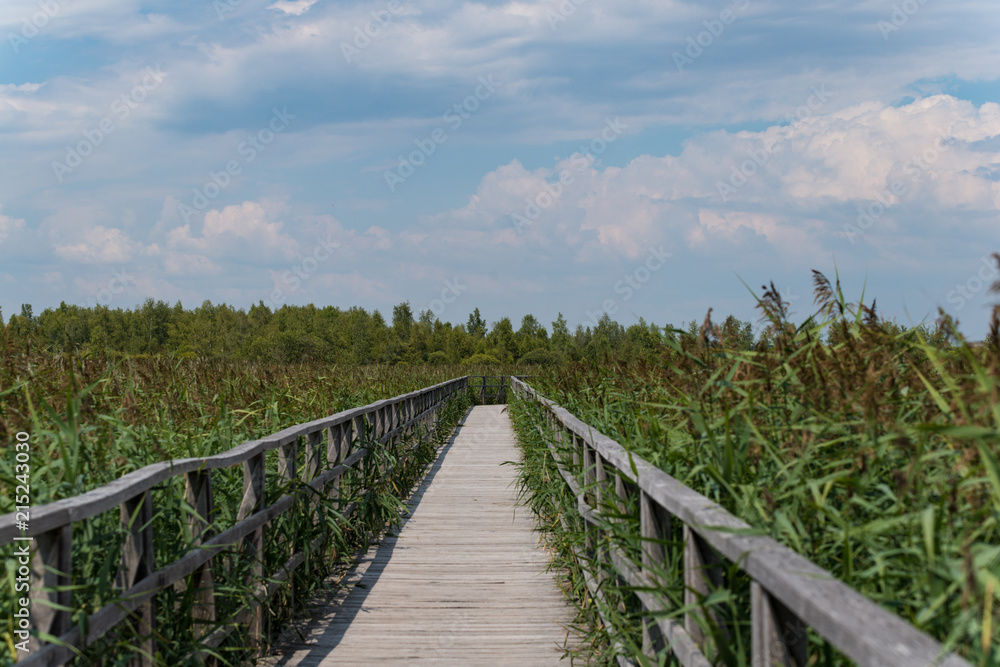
(510, 378, 971, 667)
(260, 405, 576, 667)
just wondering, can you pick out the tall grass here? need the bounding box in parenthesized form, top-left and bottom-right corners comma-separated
(512, 272, 1000, 665)
(0, 353, 483, 665)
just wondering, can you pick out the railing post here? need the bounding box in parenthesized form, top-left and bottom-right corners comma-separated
(279, 437, 299, 612)
(185, 469, 216, 658)
(612, 471, 631, 619)
(304, 430, 322, 485)
(593, 453, 611, 592)
(375, 406, 386, 441)
(751, 582, 809, 667)
(327, 422, 346, 515)
(30, 524, 72, 653)
(581, 441, 596, 555)
(640, 491, 671, 658)
(237, 452, 266, 650)
(388, 402, 397, 442)
(684, 526, 727, 655)
(118, 491, 156, 666)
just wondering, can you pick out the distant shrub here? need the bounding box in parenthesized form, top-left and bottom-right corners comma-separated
(426, 351, 449, 365)
(516, 348, 565, 366)
(462, 353, 501, 365)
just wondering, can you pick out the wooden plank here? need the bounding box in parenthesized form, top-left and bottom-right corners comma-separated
(240, 452, 267, 650)
(260, 406, 575, 666)
(509, 378, 971, 667)
(752, 582, 808, 667)
(29, 525, 72, 653)
(185, 469, 216, 652)
(12, 379, 471, 667)
(118, 492, 155, 666)
(0, 378, 469, 543)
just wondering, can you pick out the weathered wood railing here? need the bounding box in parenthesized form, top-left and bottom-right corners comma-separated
(470, 375, 510, 404)
(510, 377, 971, 667)
(0, 377, 468, 666)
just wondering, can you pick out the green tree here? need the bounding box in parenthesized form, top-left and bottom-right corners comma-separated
(487, 317, 518, 363)
(551, 313, 571, 353)
(517, 314, 548, 354)
(392, 302, 414, 341)
(466, 308, 486, 338)
(719, 315, 755, 350)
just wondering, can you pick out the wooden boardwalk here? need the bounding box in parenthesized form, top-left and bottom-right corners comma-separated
(261, 405, 576, 666)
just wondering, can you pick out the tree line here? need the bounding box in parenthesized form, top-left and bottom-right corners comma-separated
(1, 299, 766, 364)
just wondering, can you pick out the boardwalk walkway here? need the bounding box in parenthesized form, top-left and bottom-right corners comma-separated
(262, 405, 576, 666)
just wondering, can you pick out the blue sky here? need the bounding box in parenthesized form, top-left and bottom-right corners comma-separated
(1, 0, 999, 337)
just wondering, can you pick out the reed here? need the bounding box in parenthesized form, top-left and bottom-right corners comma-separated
(0, 354, 484, 665)
(511, 270, 1000, 665)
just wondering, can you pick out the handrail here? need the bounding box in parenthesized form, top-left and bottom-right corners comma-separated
(510, 377, 970, 667)
(2, 376, 469, 666)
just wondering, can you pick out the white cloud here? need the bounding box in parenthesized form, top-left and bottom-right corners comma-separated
(268, 0, 319, 17)
(53, 225, 143, 264)
(421, 95, 1000, 274)
(166, 201, 299, 261)
(0, 209, 26, 245)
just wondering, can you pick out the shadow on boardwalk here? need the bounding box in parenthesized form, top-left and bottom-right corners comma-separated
(259, 405, 573, 666)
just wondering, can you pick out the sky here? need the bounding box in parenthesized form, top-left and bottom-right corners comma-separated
(1, 0, 999, 337)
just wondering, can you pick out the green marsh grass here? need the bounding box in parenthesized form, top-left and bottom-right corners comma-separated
(0, 353, 482, 665)
(511, 272, 1000, 665)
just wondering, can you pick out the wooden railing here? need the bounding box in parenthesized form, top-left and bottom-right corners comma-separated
(510, 377, 971, 667)
(470, 375, 509, 404)
(0, 377, 468, 666)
